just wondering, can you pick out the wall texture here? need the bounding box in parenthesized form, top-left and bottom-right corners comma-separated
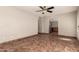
(58, 11, 77, 37)
(0, 7, 38, 43)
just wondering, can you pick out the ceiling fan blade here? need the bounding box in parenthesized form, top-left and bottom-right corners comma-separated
(48, 6, 54, 9)
(47, 10, 52, 13)
(39, 6, 44, 10)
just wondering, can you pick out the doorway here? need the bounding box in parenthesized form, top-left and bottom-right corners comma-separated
(49, 20, 58, 35)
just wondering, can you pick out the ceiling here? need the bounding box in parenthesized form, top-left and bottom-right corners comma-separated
(16, 6, 78, 16)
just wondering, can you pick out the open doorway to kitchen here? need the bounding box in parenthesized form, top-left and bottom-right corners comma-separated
(49, 18, 58, 35)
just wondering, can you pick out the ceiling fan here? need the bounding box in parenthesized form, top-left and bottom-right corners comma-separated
(36, 6, 54, 14)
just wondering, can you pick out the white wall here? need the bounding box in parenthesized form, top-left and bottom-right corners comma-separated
(38, 16, 50, 33)
(58, 11, 77, 37)
(77, 8, 79, 39)
(0, 7, 38, 43)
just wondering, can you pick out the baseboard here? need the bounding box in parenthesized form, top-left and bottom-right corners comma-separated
(58, 35, 77, 39)
(17, 34, 38, 39)
(38, 33, 49, 34)
(0, 34, 38, 44)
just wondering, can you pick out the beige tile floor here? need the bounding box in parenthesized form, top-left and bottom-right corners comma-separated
(0, 32, 79, 52)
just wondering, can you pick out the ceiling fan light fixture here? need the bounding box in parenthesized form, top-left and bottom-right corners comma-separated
(42, 12, 44, 14)
(36, 6, 54, 14)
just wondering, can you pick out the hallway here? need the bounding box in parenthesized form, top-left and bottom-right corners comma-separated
(0, 32, 79, 52)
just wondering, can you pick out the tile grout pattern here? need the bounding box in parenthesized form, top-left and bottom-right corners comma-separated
(0, 32, 79, 52)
